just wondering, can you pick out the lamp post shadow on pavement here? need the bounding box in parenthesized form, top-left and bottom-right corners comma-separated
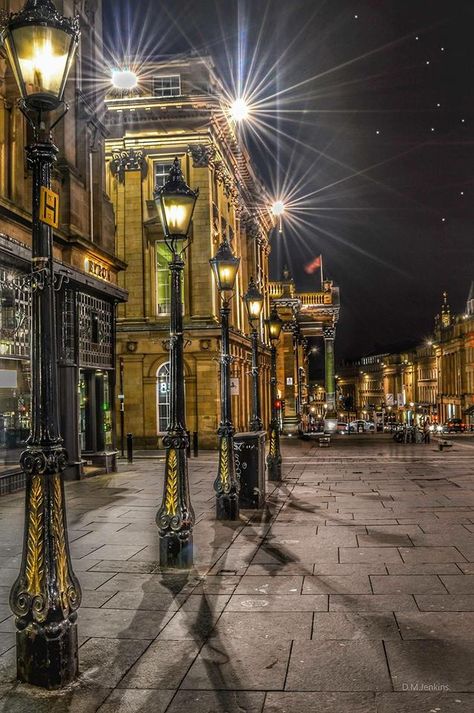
(1, 0, 82, 689)
(154, 158, 198, 569)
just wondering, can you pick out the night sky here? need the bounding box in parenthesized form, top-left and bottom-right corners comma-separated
(103, 0, 474, 361)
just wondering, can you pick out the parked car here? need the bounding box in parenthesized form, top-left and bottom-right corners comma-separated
(349, 420, 374, 433)
(443, 418, 466, 433)
(336, 422, 349, 434)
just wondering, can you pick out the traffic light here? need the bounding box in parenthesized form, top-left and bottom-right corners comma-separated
(274, 399, 282, 410)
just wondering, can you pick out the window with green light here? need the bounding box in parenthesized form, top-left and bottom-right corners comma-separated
(155, 242, 184, 316)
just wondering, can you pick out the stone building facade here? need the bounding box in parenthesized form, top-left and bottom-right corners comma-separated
(0, 0, 126, 486)
(337, 288, 474, 427)
(104, 56, 274, 449)
(269, 271, 340, 432)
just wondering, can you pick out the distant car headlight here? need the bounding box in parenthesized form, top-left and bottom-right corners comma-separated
(436, 425, 443, 433)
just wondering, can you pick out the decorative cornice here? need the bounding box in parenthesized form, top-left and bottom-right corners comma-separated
(323, 326, 336, 339)
(110, 148, 148, 183)
(188, 143, 216, 168)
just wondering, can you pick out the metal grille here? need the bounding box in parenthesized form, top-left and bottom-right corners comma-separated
(0, 268, 30, 359)
(78, 292, 113, 368)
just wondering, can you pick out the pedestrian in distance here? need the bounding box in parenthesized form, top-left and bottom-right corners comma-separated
(423, 419, 431, 444)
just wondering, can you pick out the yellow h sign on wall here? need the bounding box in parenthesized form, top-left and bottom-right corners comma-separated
(39, 186, 60, 229)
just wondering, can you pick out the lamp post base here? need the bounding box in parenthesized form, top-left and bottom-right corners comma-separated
(159, 534, 193, 569)
(16, 618, 78, 690)
(216, 493, 239, 520)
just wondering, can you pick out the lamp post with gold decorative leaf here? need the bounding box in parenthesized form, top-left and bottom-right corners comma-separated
(243, 277, 264, 431)
(265, 309, 283, 480)
(1, 0, 81, 689)
(154, 158, 198, 568)
(210, 238, 241, 519)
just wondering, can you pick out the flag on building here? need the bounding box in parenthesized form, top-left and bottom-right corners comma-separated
(304, 255, 321, 274)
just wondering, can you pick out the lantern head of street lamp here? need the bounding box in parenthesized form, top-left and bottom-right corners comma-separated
(111, 68, 138, 90)
(265, 309, 283, 344)
(243, 276, 264, 324)
(1, 0, 80, 112)
(210, 238, 240, 296)
(229, 97, 250, 122)
(154, 157, 199, 248)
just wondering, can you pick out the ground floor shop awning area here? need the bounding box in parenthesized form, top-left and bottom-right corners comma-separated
(0, 434, 474, 710)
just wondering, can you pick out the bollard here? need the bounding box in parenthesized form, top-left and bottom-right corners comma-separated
(127, 433, 133, 463)
(193, 431, 198, 458)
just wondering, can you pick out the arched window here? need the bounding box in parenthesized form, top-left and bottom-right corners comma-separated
(156, 362, 170, 433)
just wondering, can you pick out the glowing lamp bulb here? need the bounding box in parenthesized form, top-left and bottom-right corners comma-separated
(230, 97, 249, 122)
(271, 201, 285, 217)
(112, 69, 138, 90)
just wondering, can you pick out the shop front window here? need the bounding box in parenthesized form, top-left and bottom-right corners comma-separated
(155, 242, 184, 316)
(0, 362, 31, 473)
(79, 369, 114, 453)
(0, 270, 31, 474)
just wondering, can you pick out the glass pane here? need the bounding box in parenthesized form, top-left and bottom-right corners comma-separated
(79, 374, 87, 451)
(155, 242, 185, 316)
(10, 25, 72, 98)
(157, 362, 170, 432)
(102, 372, 113, 448)
(153, 75, 181, 98)
(156, 242, 171, 316)
(154, 162, 173, 189)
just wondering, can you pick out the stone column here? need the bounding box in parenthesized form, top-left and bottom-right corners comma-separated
(323, 326, 336, 415)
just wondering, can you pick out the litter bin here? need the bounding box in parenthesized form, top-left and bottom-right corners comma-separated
(233, 431, 266, 509)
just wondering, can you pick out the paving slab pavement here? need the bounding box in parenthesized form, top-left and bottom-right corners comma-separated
(0, 434, 473, 711)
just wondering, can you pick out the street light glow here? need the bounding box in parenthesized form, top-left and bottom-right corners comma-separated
(230, 97, 250, 121)
(111, 68, 138, 90)
(271, 200, 285, 217)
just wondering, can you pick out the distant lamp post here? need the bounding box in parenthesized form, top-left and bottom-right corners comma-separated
(1, 0, 81, 689)
(244, 277, 264, 431)
(265, 309, 283, 480)
(210, 239, 241, 519)
(155, 158, 198, 568)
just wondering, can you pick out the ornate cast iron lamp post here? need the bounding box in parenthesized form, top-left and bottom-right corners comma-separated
(1, 0, 81, 689)
(155, 158, 198, 568)
(243, 277, 264, 431)
(210, 239, 241, 519)
(265, 309, 283, 481)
